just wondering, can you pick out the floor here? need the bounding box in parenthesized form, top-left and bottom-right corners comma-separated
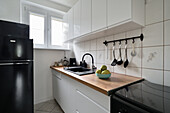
(34, 99, 64, 113)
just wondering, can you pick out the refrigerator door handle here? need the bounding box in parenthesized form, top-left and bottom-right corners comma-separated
(0, 62, 29, 66)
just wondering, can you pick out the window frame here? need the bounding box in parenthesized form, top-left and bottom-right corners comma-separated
(29, 12, 47, 48)
(21, 2, 69, 50)
(47, 14, 66, 49)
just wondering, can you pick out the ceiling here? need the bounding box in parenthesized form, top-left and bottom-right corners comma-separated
(49, 0, 78, 8)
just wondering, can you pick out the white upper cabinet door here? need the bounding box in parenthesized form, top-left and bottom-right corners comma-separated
(92, 0, 107, 32)
(63, 14, 69, 42)
(73, 0, 81, 38)
(68, 8, 74, 39)
(107, 0, 131, 26)
(80, 0, 92, 35)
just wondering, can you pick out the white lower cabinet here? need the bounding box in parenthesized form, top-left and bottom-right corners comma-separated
(52, 70, 61, 104)
(76, 89, 109, 113)
(52, 70, 110, 113)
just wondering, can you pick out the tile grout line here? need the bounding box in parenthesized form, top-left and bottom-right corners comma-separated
(141, 28, 143, 78)
(163, 0, 165, 112)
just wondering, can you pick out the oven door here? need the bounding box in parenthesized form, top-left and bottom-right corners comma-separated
(111, 95, 149, 113)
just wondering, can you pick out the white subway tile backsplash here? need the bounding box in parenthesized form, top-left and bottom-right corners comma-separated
(97, 37, 105, 50)
(143, 22, 163, 47)
(142, 68, 163, 85)
(84, 41, 91, 51)
(146, 0, 163, 25)
(126, 67, 141, 77)
(164, 20, 170, 45)
(78, 42, 85, 52)
(142, 47, 163, 70)
(164, 71, 170, 87)
(96, 64, 103, 70)
(127, 48, 142, 68)
(114, 65, 126, 75)
(164, 0, 170, 20)
(90, 39, 97, 51)
(96, 50, 105, 64)
(105, 49, 113, 65)
(90, 51, 97, 65)
(164, 46, 170, 71)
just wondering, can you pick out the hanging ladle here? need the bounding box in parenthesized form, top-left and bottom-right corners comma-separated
(124, 40, 129, 68)
(111, 42, 117, 66)
(117, 42, 123, 65)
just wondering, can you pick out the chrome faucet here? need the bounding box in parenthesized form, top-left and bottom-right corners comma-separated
(81, 53, 96, 70)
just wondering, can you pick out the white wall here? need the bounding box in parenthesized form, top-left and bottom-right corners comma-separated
(0, 0, 20, 22)
(34, 49, 64, 104)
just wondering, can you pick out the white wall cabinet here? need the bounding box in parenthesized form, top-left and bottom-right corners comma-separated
(80, 0, 92, 35)
(64, 0, 144, 42)
(73, 0, 81, 38)
(107, 0, 131, 26)
(107, 0, 144, 28)
(52, 70, 110, 113)
(68, 8, 74, 40)
(92, 0, 107, 32)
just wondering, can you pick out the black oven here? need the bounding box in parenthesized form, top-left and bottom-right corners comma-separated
(111, 80, 170, 113)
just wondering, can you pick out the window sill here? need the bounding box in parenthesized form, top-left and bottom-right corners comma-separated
(34, 47, 70, 51)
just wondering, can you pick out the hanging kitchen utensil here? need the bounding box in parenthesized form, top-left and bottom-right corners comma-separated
(106, 44, 108, 59)
(111, 42, 117, 66)
(131, 39, 136, 57)
(124, 41, 129, 68)
(117, 42, 123, 65)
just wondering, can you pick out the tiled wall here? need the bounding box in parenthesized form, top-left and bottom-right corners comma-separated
(72, 0, 170, 86)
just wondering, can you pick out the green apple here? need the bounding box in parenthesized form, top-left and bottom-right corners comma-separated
(101, 70, 111, 74)
(96, 69, 102, 74)
(100, 65, 107, 71)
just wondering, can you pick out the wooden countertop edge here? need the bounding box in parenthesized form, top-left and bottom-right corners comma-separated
(50, 66, 108, 95)
(50, 66, 144, 96)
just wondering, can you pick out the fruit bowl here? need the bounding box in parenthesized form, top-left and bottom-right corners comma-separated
(96, 73, 111, 79)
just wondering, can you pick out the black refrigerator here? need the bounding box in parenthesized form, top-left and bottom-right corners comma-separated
(0, 20, 33, 113)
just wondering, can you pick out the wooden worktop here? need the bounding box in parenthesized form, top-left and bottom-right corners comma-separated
(51, 66, 144, 96)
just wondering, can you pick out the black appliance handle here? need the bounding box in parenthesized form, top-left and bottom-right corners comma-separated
(0, 62, 29, 66)
(112, 96, 150, 113)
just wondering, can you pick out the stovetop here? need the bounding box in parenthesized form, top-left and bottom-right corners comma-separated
(114, 80, 170, 113)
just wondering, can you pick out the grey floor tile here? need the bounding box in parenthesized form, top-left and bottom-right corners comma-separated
(46, 100, 57, 104)
(34, 111, 50, 113)
(39, 102, 56, 112)
(34, 102, 47, 110)
(34, 99, 63, 113)
(51, 106, 64, 113)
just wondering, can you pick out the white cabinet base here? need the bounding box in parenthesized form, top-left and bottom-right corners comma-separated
(52, 70, 110, 113)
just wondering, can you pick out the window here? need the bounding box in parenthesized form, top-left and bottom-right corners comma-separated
(29, 13, 45, 45)
(51, 17, 63, 46)
(22, 2, 69, 50)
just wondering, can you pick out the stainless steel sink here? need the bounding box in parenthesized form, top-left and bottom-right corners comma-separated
(64, 66, 95, 75)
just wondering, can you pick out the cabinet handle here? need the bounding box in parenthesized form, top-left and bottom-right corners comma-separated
(0, 62, 29, 66)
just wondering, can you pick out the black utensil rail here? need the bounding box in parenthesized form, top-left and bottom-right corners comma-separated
(103, 34, 144, 46)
